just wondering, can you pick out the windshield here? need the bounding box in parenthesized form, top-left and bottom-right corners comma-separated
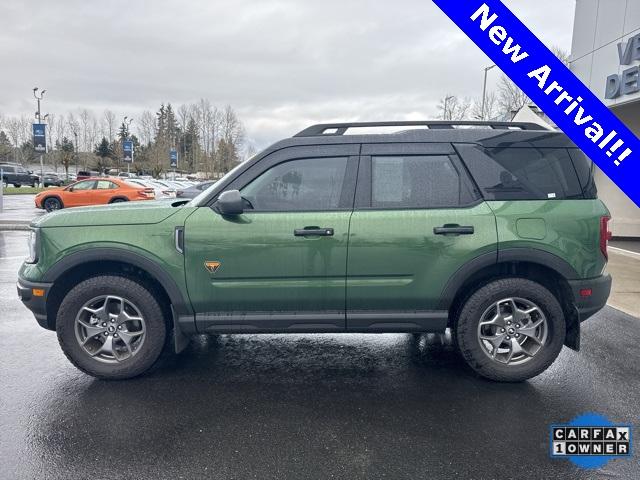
(190, 161, 249, 206)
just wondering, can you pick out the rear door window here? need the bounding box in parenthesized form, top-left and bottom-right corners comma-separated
(457, 145, 584, 200)
(96, 180, 118, 189)
(370, 155, 474, 208)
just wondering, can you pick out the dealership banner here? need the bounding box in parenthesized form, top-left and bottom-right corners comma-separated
(123, 140, 134, 163)
(431, 0, 640, 207)
(170, 148, 178, 168)
(32, 123, 46, 153)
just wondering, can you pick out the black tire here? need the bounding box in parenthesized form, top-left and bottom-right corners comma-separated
(455, 278, 565, 382)
(13, 183, 20, 188)
(43, 196, 63, 212)
(110, 198, 128, 203)
(56, 275, 167, 380)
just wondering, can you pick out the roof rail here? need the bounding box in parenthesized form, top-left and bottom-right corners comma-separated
(294, 121, 545, 137)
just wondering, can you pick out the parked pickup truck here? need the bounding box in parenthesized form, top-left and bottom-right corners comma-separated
(1, 163, 38, 187)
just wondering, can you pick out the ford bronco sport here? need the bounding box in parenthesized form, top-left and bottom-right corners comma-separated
(17, 121, 612, 381)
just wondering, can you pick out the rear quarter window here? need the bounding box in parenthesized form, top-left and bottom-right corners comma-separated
(457, 145, 585, 200)
(568, 149, 597, 199)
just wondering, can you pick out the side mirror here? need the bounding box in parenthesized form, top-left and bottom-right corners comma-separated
(216, 190, 244, 215)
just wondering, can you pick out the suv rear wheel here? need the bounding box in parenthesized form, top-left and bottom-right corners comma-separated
(455, 278, 565, 382)
(56, 275, 167, 379)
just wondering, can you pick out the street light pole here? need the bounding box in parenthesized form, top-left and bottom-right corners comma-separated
(73, 130, 79, 180)
(481, 64, 496, 120)
(33, 87, 46, 187)
(123, 116, 133, 175)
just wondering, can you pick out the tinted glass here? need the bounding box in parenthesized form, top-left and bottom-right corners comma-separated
(568, 149, 597, 199)
(371, 155, 469, 208)
(241, 157, 348, 211)
(460, 146, 583, 200)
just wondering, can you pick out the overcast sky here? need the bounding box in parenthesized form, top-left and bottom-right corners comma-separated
(0, 0, 576, 149)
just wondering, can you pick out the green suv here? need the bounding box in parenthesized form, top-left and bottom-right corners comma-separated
(17, 121, 612, 381)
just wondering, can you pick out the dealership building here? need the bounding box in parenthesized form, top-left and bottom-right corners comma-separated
(570, 0, 640, 237)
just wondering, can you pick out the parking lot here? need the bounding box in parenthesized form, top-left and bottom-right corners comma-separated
(1, 223, 639, 479)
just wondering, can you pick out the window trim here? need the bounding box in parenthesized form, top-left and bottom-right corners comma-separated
(354, 153, 481, 211)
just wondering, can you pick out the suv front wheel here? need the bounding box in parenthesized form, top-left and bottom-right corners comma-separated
(455, 278, 565, 382)
(56, 275, 167, 379)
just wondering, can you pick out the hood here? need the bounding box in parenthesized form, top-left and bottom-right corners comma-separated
(32, 200, 182, 228)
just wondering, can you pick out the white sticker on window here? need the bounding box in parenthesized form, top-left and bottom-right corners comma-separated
(547, 192, 556, 198)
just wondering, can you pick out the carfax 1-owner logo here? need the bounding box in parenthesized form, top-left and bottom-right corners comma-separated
(550, 413, 633, 469)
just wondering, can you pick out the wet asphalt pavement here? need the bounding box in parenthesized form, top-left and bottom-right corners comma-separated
(1, 230, 639, 480)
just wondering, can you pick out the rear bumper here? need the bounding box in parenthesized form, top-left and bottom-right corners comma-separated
(568, 274, 612, 322)
(17, 278, 54, 330)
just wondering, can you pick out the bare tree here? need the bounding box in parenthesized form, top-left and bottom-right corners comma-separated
(88, 115, 99, 155)
(497, 75, 529, 119)
(5, 117, 21, 163)
(66, 113, 80, 171)
(471, 91, 501, 120)
(79, 109, 92, 152)
(102, 109, 116, 142)
(497, 46, 569, 118)
(437, 95, 471, 121)
(138, 110, 156, 146)
(551, 46, 570, 66)
(215, 106, 245, 173)
(244, 143, 258, 161)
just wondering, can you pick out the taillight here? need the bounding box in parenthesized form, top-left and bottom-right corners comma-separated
(138, 188, 155, 199)
(600, 216, 612, 260)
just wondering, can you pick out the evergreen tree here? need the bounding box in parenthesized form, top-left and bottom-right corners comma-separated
(118, 121, 130, 142)
(20, 141, 37, 164)
(94, 137, 114, 173)
(215, 137, 240, 173)
(56, 137, 75, 179)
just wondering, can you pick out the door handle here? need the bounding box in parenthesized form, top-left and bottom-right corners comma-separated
(294, 227, 334, 237)
(433, 225, 474, 235)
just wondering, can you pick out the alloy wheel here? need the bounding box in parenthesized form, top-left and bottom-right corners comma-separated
(477, 297, 548, 365)
(44, 198, 61, 211)
(74, 295, 146, 364)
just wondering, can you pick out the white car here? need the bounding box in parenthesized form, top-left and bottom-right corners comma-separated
(148, 180, 177, 197)
(126, 179, 175, 199)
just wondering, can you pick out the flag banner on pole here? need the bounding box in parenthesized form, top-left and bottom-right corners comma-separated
(431, 0, 640, 207)
(123, 140, 134, 163)
(170, 149, 178, 168)
(33, 124, 46, 153)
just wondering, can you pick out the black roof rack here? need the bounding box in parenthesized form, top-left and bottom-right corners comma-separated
(294, 121, 546, 137)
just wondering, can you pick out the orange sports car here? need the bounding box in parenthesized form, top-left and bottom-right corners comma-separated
(35, 177, 155, 212)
